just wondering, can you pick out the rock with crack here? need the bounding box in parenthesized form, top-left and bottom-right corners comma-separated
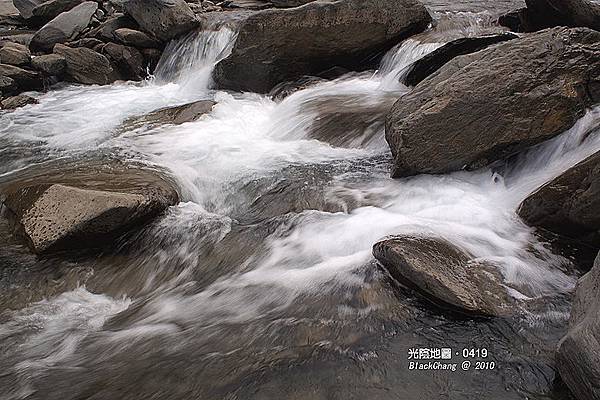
(385, 27, 600, 178)
(123, 0, 198, 42)
(213, 0, 432, 93)
(518, 151, 600, 250)
(373, 236, 514, 316)
(2, 178, 179, 254)
(557, 252, 600, 400)
(29, 1, 98, 52)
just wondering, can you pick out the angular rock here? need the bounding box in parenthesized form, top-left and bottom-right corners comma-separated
(12, 0, 44, 19)
(518, 152, 600, 249)
(557, 252, 600, 400)
(0, 41, 31, 66)
(53, 43, 118, 84)
(386, 28, 600, 178)
(31, 0, 84, 21)
(214, 0, 432, 93)
(1, 93, 37, 109)
(90, 13, 137, 41)
(525, 0, 600, 32)
(123, 0, 198, 42)
(114, 27, 161, 49)
(30, 52, 65, 74)
(403, 33, 518, 87)
(101, 42, 144, 80)
(0, 74, 16, 93)
(2, 181, 179, 254)
(0, 63, 42, 89)
(123, 99, 215, 130)
(29, 1, 97, 52)
(373, 236, 513, 316)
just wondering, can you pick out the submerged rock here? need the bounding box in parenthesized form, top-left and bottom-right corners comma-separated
(123, 0, 198, 42)
(403, 33, 518, 87)
(53, 43, 118, 84)
(385, 28, 600, 177)
(123, 99, 215, 129)
(557, 252, 600, 400)
(214, 0, 432, 93)
(373, 236, 513, 316)
(518, 151, 600, 249)
(2, 176, 179, 254)
(29, 1, 98, 52)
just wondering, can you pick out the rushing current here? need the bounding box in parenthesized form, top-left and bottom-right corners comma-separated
(1, 4, 599, 400)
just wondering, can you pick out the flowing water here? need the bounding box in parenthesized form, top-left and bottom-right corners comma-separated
(0, 2, 598, 399)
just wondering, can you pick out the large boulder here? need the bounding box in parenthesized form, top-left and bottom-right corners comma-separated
(525, 0, 600, 32)
(101, 42, 144, 80)
(213, 0, 432, 93)
(114, 27, 161, 49)
(385, 28, 600, 178)
(53, 43, 119, 84)
(29, 1, 97, 52)
(2, 175, 179, 254)
(518, 152, 600, 249)
(123, 0, 198, 42)
(557, 252, 600, 400)
(403, 33, 518, 87)
(30, 52, 66, 74)
(373, 236, 514, 316)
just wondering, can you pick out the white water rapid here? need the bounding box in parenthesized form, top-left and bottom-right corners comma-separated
(0, 8, 599, 400)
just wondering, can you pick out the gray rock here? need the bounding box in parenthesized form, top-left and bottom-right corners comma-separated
(2, 180, 179, 254)
(12, 0, 43, 19)
(0, 41, 31, 66)
(89, 13, 137, 41)
(525, 0, 600, 31)
(518, 151, 600, 249)
(557, 252, 600, 400)
(101, 41, 144, 80)
(373, 236, 514, 316)
(403, 33, 518, 87)
(385, 28, 600, 178)
(30, 52, 65, 74)
(0, 74, 16, 93)
(31, 0, 84, 21)
(29, 1, 97, 52)
(0, 63, 42, 89)
(114, 27, 161, 48)
(123, 0, 198, 42)
(123, 99, 215, 129)
(1, 93, 37, 108)
(214, 0, 432, 93)
(53, 43, 118, 84)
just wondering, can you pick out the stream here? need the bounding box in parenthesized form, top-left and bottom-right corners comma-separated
(1, 1, 599, 399)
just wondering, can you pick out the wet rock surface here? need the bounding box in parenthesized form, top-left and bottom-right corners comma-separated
(557, 252, 600, 400)
(1, 169, 179, 254)
(519, 151, 600, 250)
(123, 100, 216, 130)
(373, 236, 514, 316)
(386, 27, 600, 177)
(214, 0, 432, 93)
(403, 33, 518, 86)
